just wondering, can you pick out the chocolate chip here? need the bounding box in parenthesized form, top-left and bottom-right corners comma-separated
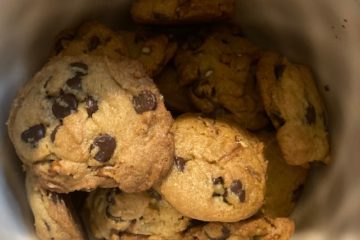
(270, 111, 285, 128)
(21, 124, 46, 145)
(205, 226, 231, 240)
(66, 74, 82, 90)
(52, 93, 78, 119)
(221, 38, 229, 44)
(274, 64, 286, 79)
(88, 36, 100, 51)
(54, 33, 75, 54)
(132, 90, 157, 114)
(50, 125, 61, 142)
(212, 176, 224, 185)
(305, 103, 316, 124)
(147, 189, 162, 201)
(90, 134, 116, 162)
(70, 62, 88, 76)
(85, 96, 98, 117)
(187, 35, 203, 51)
(106, 206, 123, 222)
(292, 184, 304, 202)
(174, 156, 186, 172)
(230, 180, 245, 202)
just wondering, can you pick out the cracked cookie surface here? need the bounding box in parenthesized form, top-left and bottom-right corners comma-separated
(8, 54, 174, 193)
(175, 27, 268, 130)
(84, 188, 189, 239)
(131, 0, 235, 25)
(26, 174, 86, 240)
(256, 51, 330, 166)
(159, 113, 267, 222)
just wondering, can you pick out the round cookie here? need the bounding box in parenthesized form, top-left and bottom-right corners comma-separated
(26, 174, 86, 240)
(155, 65, 196, 114)
(84, 188, 189, 239)
(183, 217, 295, 240)
(131, 0, 235, 25)
(175, 27, 269, 130)
(57, 21, 178, 77)
(259, 132, 308, 217)
(8, 54, 174, 193)
(159, 113, 267, 222)
(256, 51, 330, 166)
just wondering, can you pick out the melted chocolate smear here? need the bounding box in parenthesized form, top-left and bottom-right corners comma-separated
(90, 134, 116, 162)
(230, 180, 246, 202)
(21, 124, 46, 145)
(52, 93, 78, 119)
(132, 90, 157, 114)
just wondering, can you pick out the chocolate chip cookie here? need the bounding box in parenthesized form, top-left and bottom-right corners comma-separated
(175, 27, 269, 130)
(155, 65, 196, 114)
(183, 217, 295, 240)
(131, 0, 235, 25)
(8, 54, 174, 193)
(26, 174, 86, 240)
(84, 188, 189, 239)
(159, 113, 267, 222)
(256, 51, 330, 166)
(57, 22, 177, 77)
(259, 132, 308, 217)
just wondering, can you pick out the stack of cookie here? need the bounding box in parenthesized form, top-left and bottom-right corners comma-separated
(7, 1, 330, 239)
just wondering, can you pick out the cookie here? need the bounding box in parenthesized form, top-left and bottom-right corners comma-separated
(259, 132, 308, 217)
(57, 22, 177, 77)
(131, 0, 235, 25)
(118, 30, 178, 76)
(8, 54, 174, 193)
(26, 174, 86, 240)
(183, 217, 295, 240)
(159, 113, 267, 222)
(256, 51, 330, 166)
(175, 27, 269, 130)
(84, 188, 189, 239)
(155, 65, 196, 114)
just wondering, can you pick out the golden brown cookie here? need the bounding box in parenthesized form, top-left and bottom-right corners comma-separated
(84, 188, 189, 239)
(175, 27, 269, 130)
(8, 54, 174, 193)
(155, 65, 196, 113)
(56, 22, 177, 77)
(159, 113, 267, 222)
(259, 132, 308, 217)
(26, 174, 86, 240)
(183, 217, 295, 240)
(256, 51, 330, 166)
(131, 0, 235, 25)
